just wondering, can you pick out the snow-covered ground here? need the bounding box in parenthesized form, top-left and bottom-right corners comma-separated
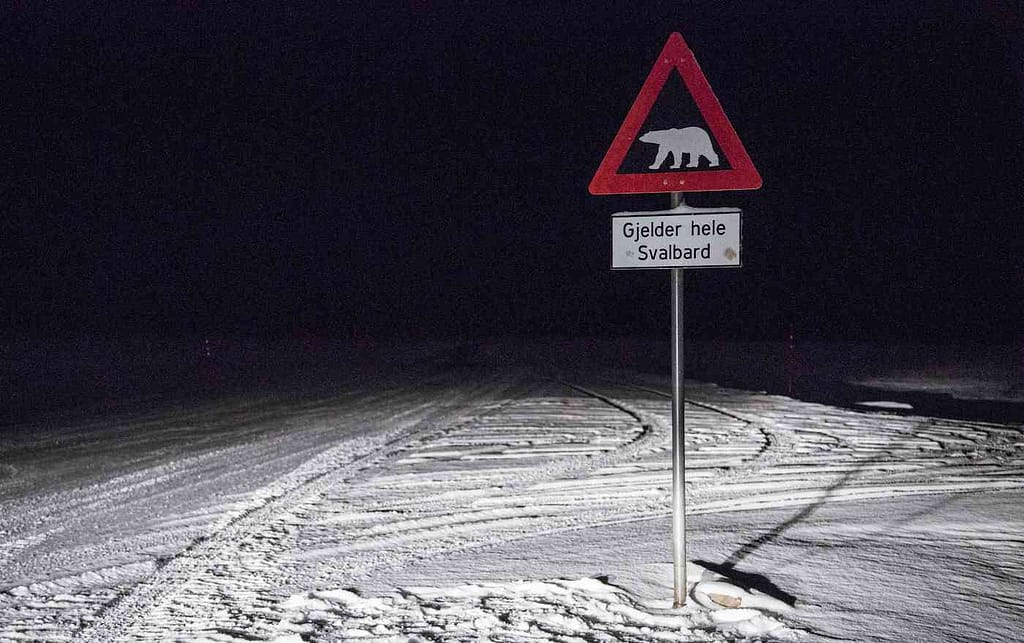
(1, 348, 1022, 641)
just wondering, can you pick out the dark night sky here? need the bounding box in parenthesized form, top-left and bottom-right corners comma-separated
(3, 1, 1023, 344)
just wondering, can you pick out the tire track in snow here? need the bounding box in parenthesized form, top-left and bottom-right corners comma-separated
(68, 375, 525, 642)
(269, 376, 1022, 643)
(268, 380, 659, 629)
(324, 376, 1024, 643)
(609, 382, 852, 508)
(607, 381, 1024, 514)
(72, 376, 655, 641)
(615, 381, 803, 466)
(262, 378, 825, 642)
(1, 377, 485, 621)
(316, 378, 791, 568)
(290, 377, 1023, 604)
(0, 396, 382, 576)
(10, 370, 1022, 641)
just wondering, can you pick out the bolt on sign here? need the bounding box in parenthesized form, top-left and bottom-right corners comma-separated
(589, 32, 761, 195)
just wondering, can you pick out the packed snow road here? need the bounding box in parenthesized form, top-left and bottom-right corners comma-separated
(1, 364, 1021, 642)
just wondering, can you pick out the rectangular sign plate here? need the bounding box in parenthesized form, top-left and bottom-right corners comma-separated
(611, 210, 742, 270)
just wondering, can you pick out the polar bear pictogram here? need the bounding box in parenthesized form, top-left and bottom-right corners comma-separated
(639, 127, 720, 170)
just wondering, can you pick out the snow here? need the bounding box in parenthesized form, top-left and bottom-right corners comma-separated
(1, 345, 1022, 641)
(272, 574, 802, 642)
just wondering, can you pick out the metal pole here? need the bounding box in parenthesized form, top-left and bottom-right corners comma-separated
(670, 191, 687, 608)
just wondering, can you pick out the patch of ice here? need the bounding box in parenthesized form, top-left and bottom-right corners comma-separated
(855, 400, 914, 410)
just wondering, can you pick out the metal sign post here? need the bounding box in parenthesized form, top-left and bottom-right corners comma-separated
(591, 31, 761, 610)
(608, 194, 742, 607)
(669, 192, 687, 607)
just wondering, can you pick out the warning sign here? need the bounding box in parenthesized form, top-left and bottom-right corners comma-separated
(590, 32, 761, 194)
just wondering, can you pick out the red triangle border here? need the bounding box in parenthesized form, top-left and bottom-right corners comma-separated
(589, 32, 762, 195)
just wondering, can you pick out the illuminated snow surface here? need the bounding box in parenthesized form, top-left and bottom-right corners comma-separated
(2, 356, 1022, 642)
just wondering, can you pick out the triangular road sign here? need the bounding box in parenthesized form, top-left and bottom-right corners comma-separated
(589, 32, 762, 195)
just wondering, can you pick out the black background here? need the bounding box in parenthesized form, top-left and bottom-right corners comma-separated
(3, 1, 1022, 346)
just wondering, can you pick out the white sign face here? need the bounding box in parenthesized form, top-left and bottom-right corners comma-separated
(611, 210, 741, 270)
